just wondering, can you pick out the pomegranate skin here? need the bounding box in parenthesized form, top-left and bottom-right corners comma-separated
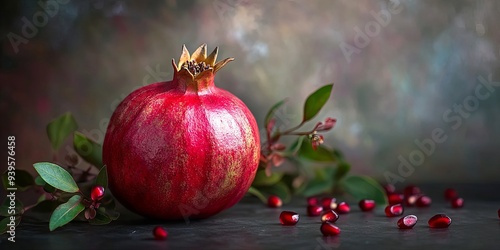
(103, 45, 260, 220)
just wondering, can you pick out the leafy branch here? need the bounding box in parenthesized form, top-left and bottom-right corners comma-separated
(1, 113, 119, 233)
(250, 84, 387, 205)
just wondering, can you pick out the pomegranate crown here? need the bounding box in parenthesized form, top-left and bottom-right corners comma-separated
(171, 44, 234, 80)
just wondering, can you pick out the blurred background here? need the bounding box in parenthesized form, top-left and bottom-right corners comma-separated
(1, 0, 499, 184)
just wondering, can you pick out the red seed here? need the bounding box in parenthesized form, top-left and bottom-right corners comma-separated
(307, 197, 319, 206)
(498, 209, 500, 219)
(388, 193, 404, 205)
(415, 195, 432, 207)
(428, 214, 451, 228)
(90, 186, 105, 201)
(335, 202, 350, 214)
(280, 211, 299, 225)
(267, 195, 282, 208)
(153, 226, 168, 240)
(383, 184, 396, 194)
(307, 205, 323, 217)
(405, 195, 419, 207)
(321, 197, 338, 210)
(359, 199, 376, 212)
(321, 210, 339, 223)
(444, 188, 458, 200)
(451, 197, 464, 208)
(320, 222, 341, 236)
(404, 185, 421, 198)
(397, 215, 418, 229)
(385, 204, 404, 217)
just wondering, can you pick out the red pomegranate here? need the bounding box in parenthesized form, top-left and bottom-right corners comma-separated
(103, 44, 260, 220)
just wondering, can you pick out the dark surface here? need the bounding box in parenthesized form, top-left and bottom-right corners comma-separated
(1, 184, 500, 250)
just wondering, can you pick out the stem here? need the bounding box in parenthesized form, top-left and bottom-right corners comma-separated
(279, 121, 305, 135)
(22, 203, 39, 213)
(261, 121, 310, 153)
(281, 130, 315, 136)
(247, 186, 267, 204)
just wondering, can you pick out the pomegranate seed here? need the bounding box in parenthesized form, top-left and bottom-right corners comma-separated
(444, 188, 458, 200)
(498, 209, 500, 219)
(428, 214, 451, 228)
(267, 195, 282, 208)
(405, 195, 419, 207)
(388, 193, 404, 205)
(385, 204, 404, 217)
(90, 186, 105, 201)
(397, 215, 418, 229)
(415, 195, 432, 207)
(335, 202, 350, 214)
(358, 199, 376, 212)
(307, 197, 319, 206)
(320, 222, 341, 236)
(280, 211, 299, 225)
(321, 210, 339, 223)
(451, 197, 464, 208)
(403, 185, 421, 198)
(307, 205, 323, 217)
(383, 184, 396, 194)
(321, 197, 338, 210)
(153, 226, 168, 240)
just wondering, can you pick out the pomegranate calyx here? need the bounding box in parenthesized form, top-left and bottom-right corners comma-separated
(172, 44, 234, 80)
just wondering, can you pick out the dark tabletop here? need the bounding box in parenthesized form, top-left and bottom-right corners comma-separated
(1, 183, 500, 250)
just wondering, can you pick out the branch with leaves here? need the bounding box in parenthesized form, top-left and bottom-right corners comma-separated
(1, 113, 119, 233)
(249, 84, 388, 205)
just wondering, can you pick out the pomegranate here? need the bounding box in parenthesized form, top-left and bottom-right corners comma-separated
(267, 195, 282, 208)
(280, 211, 300, 225)
(307, 205, 323, 217)
(103, 44, 260, 219)
(397, 215, 417, 229)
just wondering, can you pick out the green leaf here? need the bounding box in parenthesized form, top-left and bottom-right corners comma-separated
(259, 181, 292, 203)
(73, 132, 103, 168)
(300, 178, 333, 197)
(282, 136, 305, 157)
(247, 186, 267, 203)
(333, 149, 344, 160)
(264, 99, 286, 127)
(297, 140, 337, 162)
(49, 195, 85, 231)
(316, 166, 335, 180)
(251, 169, 283, 186)
(0, 198, 23, 216)
(46, 112, 78, 151)
(302, 84, 333, 122)
(333, 161, 351, 181)
(34, 176, 46, 186)
(89, 209, 112, 225)
(33, 162, 79, 193)
(36, 194, 47, 204)
(298, 167, 335, 197)
(102, 197, 116, 210)
(95, 165, 108, 188)
(0, 216, 21, 234)
(0, 217, 9, 234)
(43, 183, 57, 193)
(102, 207, 120, 220)
(2, 169, 35, 191)
(35, 170, 59, 194)
(342, 175, 388, 205)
